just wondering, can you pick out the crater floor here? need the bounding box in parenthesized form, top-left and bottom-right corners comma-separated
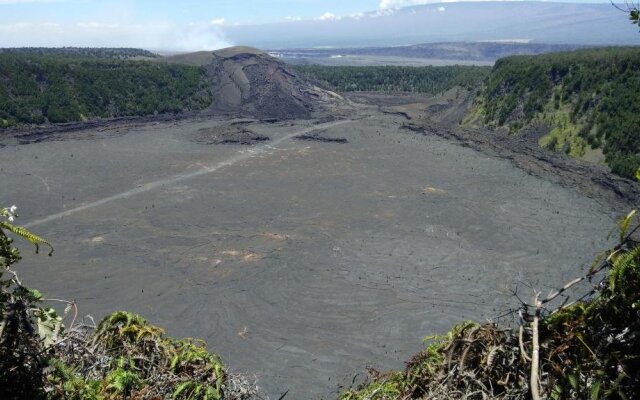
(2, 108, 616, 398)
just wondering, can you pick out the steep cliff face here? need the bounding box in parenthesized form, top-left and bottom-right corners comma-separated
(465, 47, 640, 178)
(165, 46, 346, 120)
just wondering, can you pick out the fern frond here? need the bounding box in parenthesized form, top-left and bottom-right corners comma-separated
(0, 221, 54, 256)
(173, 381, 196, 399)
(588, 251, 606, 275)
(618, 209, 637, 242)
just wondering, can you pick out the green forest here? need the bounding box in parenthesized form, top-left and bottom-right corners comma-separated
(0, 53, 212, 128)
(4, 47, 640, 180)
(294, 65, 491, 94)
(473, 47, 640, 178)
(0, 47, 159, 59)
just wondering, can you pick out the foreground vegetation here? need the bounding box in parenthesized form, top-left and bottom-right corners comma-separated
(0, 207, 258, 399)
(468, 47, 640, 178)
(0, 52, 212, 128)
(3, 202, 639, 399)
(294, 65, 491, 94)
(341, 210, 640, 399)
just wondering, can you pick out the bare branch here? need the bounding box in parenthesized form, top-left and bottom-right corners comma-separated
(530, 293, 541, 400)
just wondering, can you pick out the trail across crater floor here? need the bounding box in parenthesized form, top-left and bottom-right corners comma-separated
(23, 119, 355, 229)
(1, 110, 617, 398)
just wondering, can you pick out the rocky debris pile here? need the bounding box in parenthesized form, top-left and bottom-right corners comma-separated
(165, 46, 347, 120)
(193, 124, 270, 145)
(294, 130, 348, 143)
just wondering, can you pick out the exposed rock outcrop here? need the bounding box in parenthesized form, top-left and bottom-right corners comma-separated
(165, 46, 346, 120)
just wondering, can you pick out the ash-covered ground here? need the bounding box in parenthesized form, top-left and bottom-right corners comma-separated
(0, 103, 619, 398)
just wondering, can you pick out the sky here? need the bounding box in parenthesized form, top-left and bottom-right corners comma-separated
(0, 0, 615, 50)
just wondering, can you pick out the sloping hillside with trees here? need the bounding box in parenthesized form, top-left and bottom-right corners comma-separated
(294, 65, 491, 94)
(0, 47, 159, 59)
(466, 47, 640, 178)
(0, 52, 212, 128)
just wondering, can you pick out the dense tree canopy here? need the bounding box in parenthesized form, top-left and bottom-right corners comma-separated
(294, 65, 490, 94)
(0, 47, 159, 59)
(0, 53, 212, 128)
(476, 47, 640, 178)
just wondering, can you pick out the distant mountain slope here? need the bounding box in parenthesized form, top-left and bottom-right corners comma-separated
(465, 47, 640, 178)
(274, 42, 588, 65)
(163, 47, 265, 66)
(161, 51, 218, 66)
(224, 2, 639, 48)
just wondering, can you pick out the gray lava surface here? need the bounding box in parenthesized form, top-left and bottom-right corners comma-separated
(0, 110, 617, 398)
(193, 125, 270, 145)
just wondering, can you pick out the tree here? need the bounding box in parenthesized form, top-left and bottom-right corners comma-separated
(611, 0, 640, 27)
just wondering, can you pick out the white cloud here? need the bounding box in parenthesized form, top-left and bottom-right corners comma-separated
(438, 6, 445, 11)
(379, 0, 431, 9)
(0, 21, 231, 51)
(368, 8, 397, 18)
(76, 21, 119, 29)
(285, 15, 302, 21)
(317, 12, 340, 21)
(0, 21, 60, 31)
(172, 23, 230, 50)
(210, 18, 226, 26)
(0, 0, 67, 3)
(380, 0, 514, 8)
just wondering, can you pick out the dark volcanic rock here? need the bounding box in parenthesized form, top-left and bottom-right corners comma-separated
(400, 123, 423, 132)
(294, 131, 348, 143)
(193, 125, 270, 145)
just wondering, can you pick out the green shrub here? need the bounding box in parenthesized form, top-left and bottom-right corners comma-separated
(0, 53, 212, 128)
(340, 211, 640, 399)
(294, 65, 490, 94)
(475, 47, 640, 178)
